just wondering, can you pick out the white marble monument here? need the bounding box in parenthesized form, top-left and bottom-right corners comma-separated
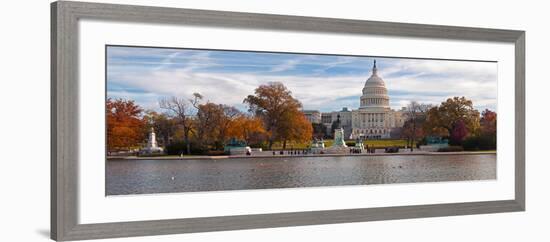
(310, 138, 326, 154)
(326, 128, 349, 154)
(140, 128, 164, 155)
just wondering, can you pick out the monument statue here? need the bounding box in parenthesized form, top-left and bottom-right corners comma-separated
(326, 125, 349, 154)
(147, 127, 158, 148)
(332, 128, 348, 148)
(139, 127, 164, 155)
(353, 136, 365, 152)
(310, 137, 326, 154)
(419, 135, 449, 152)
(224, 137, 252, 155)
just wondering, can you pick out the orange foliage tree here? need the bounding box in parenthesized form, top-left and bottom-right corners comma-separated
(195, 102, 241, 149)
(243, 82, 306, 149)
(227, 115, 267, 146)
(106, 98, 146, 152)
(276, 111, 313, 149)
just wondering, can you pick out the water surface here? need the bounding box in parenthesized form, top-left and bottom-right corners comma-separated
(106, 154, 496, 195)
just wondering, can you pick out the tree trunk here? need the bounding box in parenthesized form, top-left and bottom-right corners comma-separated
(185, 136, 191, 155)
(283, 140, 287, 150)
(411, 119, 416, 151)
(184, 128, 191, 155)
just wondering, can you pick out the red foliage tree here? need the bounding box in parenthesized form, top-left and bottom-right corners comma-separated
(480, 109, 497, 136)
(450, 119, 468, 145)
(106, 98, 146, 152)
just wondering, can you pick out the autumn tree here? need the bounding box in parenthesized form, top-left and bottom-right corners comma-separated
(401, 119, 425, 149)
(195, 102, 241, 150)
(243, 82, 303, 149)
(390, 127, 403, 139)
(159, 93, 202, 154)
(195, 102, 222, 148)
(227, 115, 267, 146)
(462, 109, 497, 151)
(312, 123, 328, 139)
(276, 111, 313, 149)
(142, 111, 177, 147)
(216, 105, 241, 149)
(424, 97, 480, 139)
(480, 109, 497, 136)
(450, 119, 469, 145)
(106, 98, 146, 152)
(402, 101, 431, 150)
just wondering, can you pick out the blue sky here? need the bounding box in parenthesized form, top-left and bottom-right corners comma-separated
(107, 46, 497, 113)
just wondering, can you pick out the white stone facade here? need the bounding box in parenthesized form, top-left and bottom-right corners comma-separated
(307, 60, 405, 140)
(351, 109, 404, 139)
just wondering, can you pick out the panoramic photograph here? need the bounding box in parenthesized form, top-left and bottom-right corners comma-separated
(105, 45, 498, 195)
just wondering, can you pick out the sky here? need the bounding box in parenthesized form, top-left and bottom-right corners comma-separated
(106, 46, 498, 113)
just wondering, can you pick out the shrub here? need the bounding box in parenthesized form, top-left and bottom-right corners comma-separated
(206, 150, 227, 156)
(165, 141, 207, 155)
(462, 135, 496, 151)
(418, 137, 428, 146)
(165, 141, 184, 155)
(249, 142, 269, 150)
(462, 137, 480, 151)
(437, 146, 464, 152)
(478, 136, 497, 150)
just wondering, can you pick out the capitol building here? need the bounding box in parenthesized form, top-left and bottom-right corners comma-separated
(303, 60, 405, 139)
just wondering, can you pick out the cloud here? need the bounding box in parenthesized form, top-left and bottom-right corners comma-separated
(107, 46, 498, 113)
(269, 59, 300, 72)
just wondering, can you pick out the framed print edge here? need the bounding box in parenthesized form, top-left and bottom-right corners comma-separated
(514, 32, 526, 211)
(51, 1, 526, 241)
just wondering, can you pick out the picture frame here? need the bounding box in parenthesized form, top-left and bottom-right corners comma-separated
(51, 1, 525, 241)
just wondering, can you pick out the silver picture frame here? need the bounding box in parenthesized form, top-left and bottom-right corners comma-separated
(51, 1, 525, 240)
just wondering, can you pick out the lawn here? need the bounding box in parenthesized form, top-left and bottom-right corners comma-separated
(363, 139, 413, 148)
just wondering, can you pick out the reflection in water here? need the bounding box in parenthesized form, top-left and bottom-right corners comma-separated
(106, 154, 496, 195)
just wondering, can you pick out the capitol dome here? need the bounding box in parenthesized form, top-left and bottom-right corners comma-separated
(360, 60, 390, 109)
